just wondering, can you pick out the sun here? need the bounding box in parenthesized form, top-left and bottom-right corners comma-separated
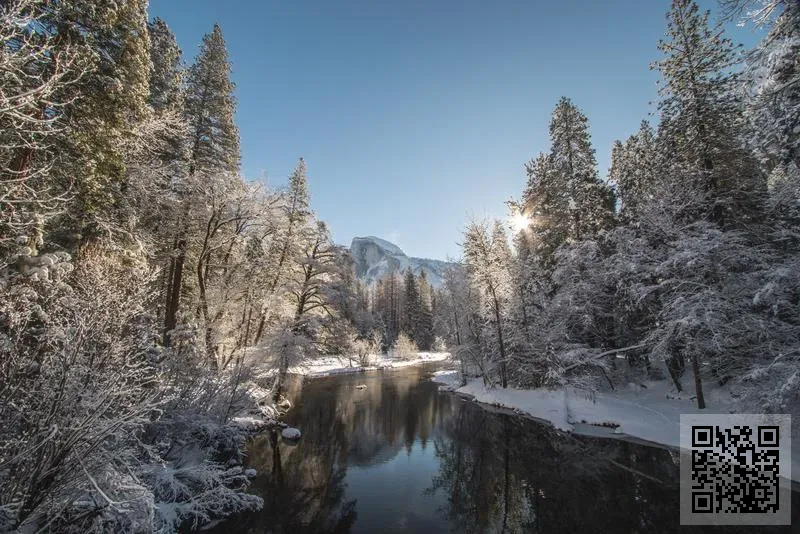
(510, 212, 531, 233)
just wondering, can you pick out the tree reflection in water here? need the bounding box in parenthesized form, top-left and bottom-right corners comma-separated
(214, 367, 798, 534)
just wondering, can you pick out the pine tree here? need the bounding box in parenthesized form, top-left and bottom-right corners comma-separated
(148, 17, 184, 112)
(165, 22, 242, 345)
(402, 267, 420, 341)
(521, 152, 570, 266)
(143, 17, 187, 197)
(268, 158, 311, 292)
(185, 23, 240, 177)
(0, 0, 84, 256)
(416, 270, 436, 351)
(743, 0, 800, 176)
(43, 0, 152, 240)
(653, 0, 763, 223)
(548, 97, 615, 240)
(611, 121, 658, 221)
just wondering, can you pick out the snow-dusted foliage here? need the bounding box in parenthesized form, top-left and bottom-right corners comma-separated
(0, 3, 329, 531)
(462, 220, 514, 387)
(457, 0, 800, 432)
(0, 242, 267, 532)
(389, 332, 419, 361)
(742, 0, 800, 176)
(0, 0, 83, 259)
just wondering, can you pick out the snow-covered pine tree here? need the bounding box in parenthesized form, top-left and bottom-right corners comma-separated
(521, 152, 569, 266)
(165, 22, 242, 345)
(402, 267, 420, 342)
(416, 270, 436, 351)
(0, 0, 84, 259)
(742, 0, 800, 177)
(611, 121, 658, 222)
(61, 0, 151, 226)
(185, 23, 241, 177)
(149, 18, 184, 112)
(548, 97, 615, 240)
(653, 0, 763, 224)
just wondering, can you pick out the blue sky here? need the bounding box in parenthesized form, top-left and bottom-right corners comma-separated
(149, 0, 762, 260)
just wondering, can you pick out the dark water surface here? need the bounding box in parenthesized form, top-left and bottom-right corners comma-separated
(216, 365, 799, 533)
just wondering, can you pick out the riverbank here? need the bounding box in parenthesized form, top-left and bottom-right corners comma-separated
(286, 351, 451, 377)
(432, 370, 800, 483)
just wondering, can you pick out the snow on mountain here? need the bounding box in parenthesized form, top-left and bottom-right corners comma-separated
(350, 236, 453, 288)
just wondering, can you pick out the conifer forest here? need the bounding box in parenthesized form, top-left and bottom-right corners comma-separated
(1, 0, 799, 532)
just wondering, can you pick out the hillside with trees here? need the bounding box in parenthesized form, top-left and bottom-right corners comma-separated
(437, 0, 800, 425)
(0, 2, 375, 531)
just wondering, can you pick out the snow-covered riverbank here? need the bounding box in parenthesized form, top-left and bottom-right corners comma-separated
(286, 352, 451, 377)
(432, 370, 800, 483)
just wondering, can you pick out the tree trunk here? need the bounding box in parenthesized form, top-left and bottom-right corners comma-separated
(490, 287, 508, 388)
(197, 255, 217, 371)
(691, 351, 706, 409)
(163, 237, 186, 346)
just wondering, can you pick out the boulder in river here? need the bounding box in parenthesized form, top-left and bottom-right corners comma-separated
(281, 427, 301, 440)
(355, 384, 367, 390)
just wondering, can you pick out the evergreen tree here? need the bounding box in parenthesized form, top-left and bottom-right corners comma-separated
(373, 270, 401, 350)
(268, 157, 311, 293)
(548, 97, 615, 240)
(148, 17, 184, 112)
(611, 121, 658, 221)
(165, 22, 241, 344)
(416, 270, 436, 351)
(0, 0, 83, 256)
(653, 0, 763, 223)
(141, 17, 187, 202)
(185, 23, 240, 177)
(743, 0, 800, 176)
(45, 0, 152, 239)
(402, 267, 420, 341)
(521, 152, 569, 265)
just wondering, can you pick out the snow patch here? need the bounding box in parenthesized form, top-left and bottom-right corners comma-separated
(431, 369, 461, 390)
(288, 352, 450, 377)
(434, 375, 800, 483)
(281, 427, 301, 440)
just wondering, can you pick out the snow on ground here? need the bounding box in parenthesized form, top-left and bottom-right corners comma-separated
(281, 427, 302, 440)
(431, 369, 461, 389)
(433, 374, 800, 483)
(288, 352, 451, 377)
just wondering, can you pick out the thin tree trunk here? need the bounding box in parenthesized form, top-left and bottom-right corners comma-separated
(490, 286, 508, 388)
(163, 236, 186, 346)
(691, 351, 706, 409)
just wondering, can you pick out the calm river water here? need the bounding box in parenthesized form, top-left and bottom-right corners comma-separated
(215, 365, 799, 533)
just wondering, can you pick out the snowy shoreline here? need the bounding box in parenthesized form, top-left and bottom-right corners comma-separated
(286, 352, 451, 377)
(432, 370, 800, 484)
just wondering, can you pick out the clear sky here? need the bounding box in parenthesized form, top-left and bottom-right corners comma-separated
(149, 0, 762, 261)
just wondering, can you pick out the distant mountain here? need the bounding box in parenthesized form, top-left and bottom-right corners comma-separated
(349, 236, 454, 288)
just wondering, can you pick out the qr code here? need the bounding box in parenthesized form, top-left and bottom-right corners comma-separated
(680, 414, 791, 526)
(691, 425, 780, 513)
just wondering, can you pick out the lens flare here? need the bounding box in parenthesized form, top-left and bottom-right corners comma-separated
(511, 212, 531, 232)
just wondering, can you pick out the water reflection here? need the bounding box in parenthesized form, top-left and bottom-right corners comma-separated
(217, 367, 798, 533)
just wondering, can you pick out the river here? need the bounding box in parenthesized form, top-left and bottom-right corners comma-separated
(214, 364, 799, 533)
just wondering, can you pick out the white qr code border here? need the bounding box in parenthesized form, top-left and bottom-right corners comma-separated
(680, 413, 792, 526)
